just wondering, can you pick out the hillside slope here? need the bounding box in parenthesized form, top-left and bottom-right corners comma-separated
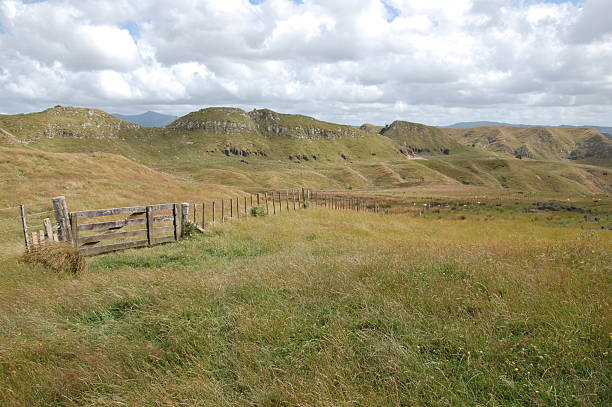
(380, 121, 468, 156)
(442, 126, 612, 166)
(166, 107, 404, 162)
(0, 147, 239, 211)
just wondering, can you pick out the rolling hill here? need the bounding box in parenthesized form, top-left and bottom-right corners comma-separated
(1, 105, 610, 197)
(379, 121, 468, 156)
(444, 121, 612, 135)
(442, 126, 612, 166)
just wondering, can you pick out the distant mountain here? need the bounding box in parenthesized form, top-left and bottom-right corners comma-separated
(444, 121, 612, 135)
(112, 111, 177, 127)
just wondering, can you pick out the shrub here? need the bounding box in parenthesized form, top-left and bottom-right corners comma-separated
(23, 242, 85, 275)
(182, 221, 200, 237)
(250, 205, 267, 217)
(302, 200, 310, 209)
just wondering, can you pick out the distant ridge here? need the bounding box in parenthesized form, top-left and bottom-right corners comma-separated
(444, 121, 612, 135)
(112, 111, 177, 127)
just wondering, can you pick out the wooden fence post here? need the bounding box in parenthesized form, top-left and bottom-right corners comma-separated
(146, 206, 153, 246)
(202, 203, 206, 226)
(69, 213, 78, 249)
(230, 199, 233, 219)
(264, 192, 269, 214)
(181, 203, 189, 237)
(43, 218, 54, 241)
(173, 204, 180, 240)
(212, 201, 216, 225)
(244, 196, 248, 216)
(52, 196, 72, 243)
(221, 200, 225, 223)
(272, 192, 276, 214)
(20, 204, 30, 252)
(293, 190, 297, 210)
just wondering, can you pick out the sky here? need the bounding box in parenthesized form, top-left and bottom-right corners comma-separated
(0, 0, 611, 126)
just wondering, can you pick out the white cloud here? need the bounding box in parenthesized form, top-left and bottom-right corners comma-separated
(0, 0, 611, 126)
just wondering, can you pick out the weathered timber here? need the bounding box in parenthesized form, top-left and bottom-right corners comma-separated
(20, 204, 30, 251)
(153, 215, 174, 223)
(80, 239, 148, 256)
(146, 206, 153, 245)
(52, 196, 72, 242)
(173, 204, 180, 240)
(79, 229, 148, 245)
(181, 203, 189, 238)
(43, 218, 54, 240)
(77, 217, 146, 232)
(70, 213, 78, 248)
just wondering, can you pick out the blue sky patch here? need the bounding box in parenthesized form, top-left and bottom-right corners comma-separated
(120, 20, 140, 41)
(381, 0, 401, 23)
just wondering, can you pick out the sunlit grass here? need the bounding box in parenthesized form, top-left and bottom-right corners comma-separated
(0, 209, 610, 406)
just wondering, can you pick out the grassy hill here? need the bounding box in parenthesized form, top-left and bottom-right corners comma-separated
(1, 106, 611, 198)
(380, 121, 468, 156)
(442, 126, 612, 166)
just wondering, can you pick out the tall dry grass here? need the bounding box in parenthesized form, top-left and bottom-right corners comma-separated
(0, 208, 610, 406)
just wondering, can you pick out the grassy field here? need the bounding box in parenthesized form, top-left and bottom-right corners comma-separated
(1, 207, 610, 406)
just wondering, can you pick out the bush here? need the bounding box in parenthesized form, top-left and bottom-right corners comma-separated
(250, 205, 267, 217)
(302, 200, 310, 209)
(182, 221, 200, 237)
(23, 242, 85, 275)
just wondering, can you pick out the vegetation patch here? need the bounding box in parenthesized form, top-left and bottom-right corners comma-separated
(22, 242, 85, 275)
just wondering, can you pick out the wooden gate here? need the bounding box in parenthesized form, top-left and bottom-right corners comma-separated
(69, 203, 180, 255)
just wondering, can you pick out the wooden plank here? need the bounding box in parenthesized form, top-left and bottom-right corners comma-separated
(77, 217, 146, 232)
(32, 231, 38, 247)
(173, 204, 180, 240)
(79, 229, 147, 244)
(221, 200, 225, 223)
(244, 196, 247, 216)
(52, 196, 71, 242)
(202, 202, 206, 226)
(152, 235, 175, 245)
(80, 239, 149, 256)
(181, 203, 189, 238)
(152, 226, 175, 234)
(75, 206, 146, 218)
(70, 213, 78, 248)
(20, 204, 30, 251)
(43, 218, 54, 239)
(236, 197, 239, 219)
(153, 215, 174, 223)
(212, 201, 216, 225)
(146, 206, 153, 246)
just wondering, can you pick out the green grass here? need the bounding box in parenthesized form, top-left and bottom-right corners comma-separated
(1, 208, 610, 406)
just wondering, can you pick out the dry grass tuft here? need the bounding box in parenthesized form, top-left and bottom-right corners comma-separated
(23, 242, 86, 275)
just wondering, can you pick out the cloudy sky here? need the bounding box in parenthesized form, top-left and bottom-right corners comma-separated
(1, 0, 611, 126)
